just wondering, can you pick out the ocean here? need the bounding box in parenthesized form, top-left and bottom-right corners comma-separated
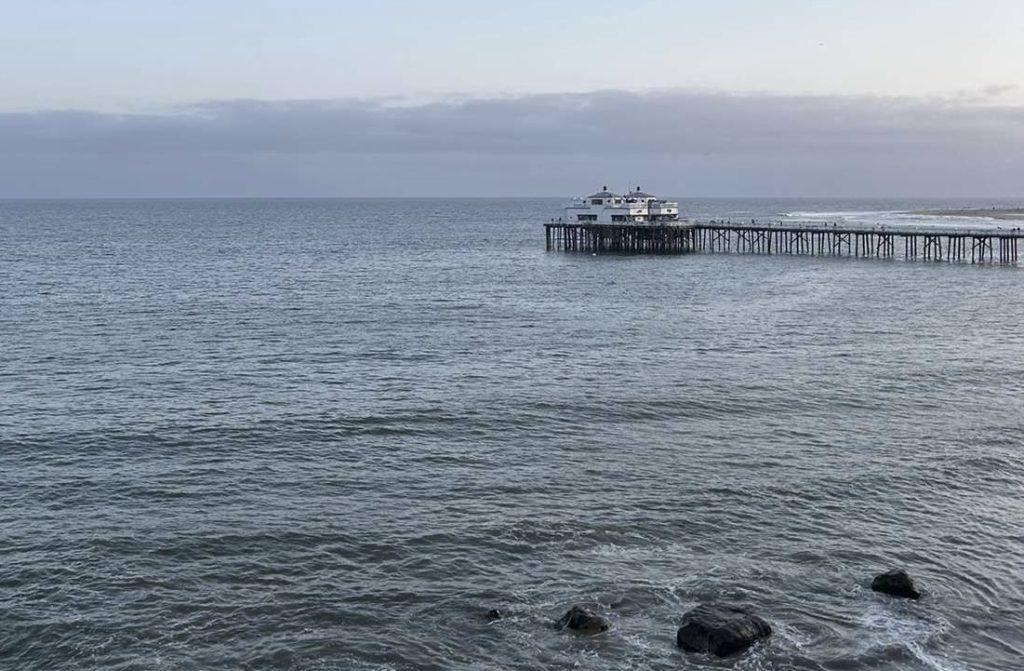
(2, 197, 1023, 670)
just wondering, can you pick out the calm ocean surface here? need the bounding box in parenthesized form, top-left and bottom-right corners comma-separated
(2, 197, 1023, 671)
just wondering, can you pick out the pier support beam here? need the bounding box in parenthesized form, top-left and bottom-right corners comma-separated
(545, 221, 1023, 266)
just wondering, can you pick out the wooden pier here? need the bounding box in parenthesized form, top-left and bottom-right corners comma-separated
(544, 221, 1024, 265)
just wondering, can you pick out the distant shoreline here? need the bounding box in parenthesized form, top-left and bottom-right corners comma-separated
(909, 208, 1024, 220)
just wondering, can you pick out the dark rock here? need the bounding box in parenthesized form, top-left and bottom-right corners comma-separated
(676, 603, 772, 657)
(485, 608, 504, 621)
(558, 605, 610, 635)
(871, 569, 920, 599)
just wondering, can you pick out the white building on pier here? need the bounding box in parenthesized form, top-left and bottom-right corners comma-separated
(564, 186, 679, 224)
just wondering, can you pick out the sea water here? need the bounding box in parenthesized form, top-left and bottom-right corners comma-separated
(2, 198, 1023, 670)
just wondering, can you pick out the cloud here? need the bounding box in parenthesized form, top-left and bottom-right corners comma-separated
(951, 83, 1020, 104)
(2, 90, 1024, 196)
(3, 89, 1024, 157)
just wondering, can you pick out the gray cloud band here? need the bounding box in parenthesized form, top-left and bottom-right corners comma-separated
(3, 89, 1023, 156)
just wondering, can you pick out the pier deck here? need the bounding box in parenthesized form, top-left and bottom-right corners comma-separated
(544, 221, 1024, 265)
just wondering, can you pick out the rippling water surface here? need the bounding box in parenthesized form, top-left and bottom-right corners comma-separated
(2, 198, 1023, 670)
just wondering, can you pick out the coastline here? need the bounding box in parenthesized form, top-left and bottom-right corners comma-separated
(907, 208, 1024, 220)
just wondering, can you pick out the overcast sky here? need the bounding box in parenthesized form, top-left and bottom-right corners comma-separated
(3, 0, 1024, 197)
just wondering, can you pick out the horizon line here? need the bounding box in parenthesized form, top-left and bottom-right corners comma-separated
(3, 195, 1024, 202)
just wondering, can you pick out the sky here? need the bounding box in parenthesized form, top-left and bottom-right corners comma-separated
(2, 0, 1024, 197)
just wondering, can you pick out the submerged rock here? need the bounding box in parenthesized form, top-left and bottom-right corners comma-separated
(676, 603, 772, 657)
(871, 569, 920, 599)
(558, 605, 610, 634)
(485, 608, 504, 621)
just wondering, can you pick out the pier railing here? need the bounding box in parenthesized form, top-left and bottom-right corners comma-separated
(544, 220, 1023, 265)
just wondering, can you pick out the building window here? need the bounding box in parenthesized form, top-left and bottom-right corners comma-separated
(577, 214, 598, 221)
(611, 215, 626, 222)
(591, 199, 603, 205)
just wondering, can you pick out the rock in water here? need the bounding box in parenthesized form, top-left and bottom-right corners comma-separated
(485, 608, 504, 621)
(871, 569, 921, 599)
(676, 603, 772, 657)
(558, 605, 610, 634)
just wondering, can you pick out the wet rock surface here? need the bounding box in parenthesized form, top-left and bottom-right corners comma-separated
(558, 605, 610, 634)
(676, 603, 772, 657)
(871, 569, 921, 599)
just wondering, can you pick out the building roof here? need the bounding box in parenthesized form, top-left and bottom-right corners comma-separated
(588, 186, 621, 198)
(629, 186, 656, 199)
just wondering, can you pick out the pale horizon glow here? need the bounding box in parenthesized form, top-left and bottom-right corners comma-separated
(4, 0, 1024, 111)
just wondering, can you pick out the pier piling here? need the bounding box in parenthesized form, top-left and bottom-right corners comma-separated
(544, 220, 1024, 266)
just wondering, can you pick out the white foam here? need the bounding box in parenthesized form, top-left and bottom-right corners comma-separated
(780, 209, 1010, 231)
(860, 607, 966, 671)
(782, 210, 893, 218)
(907, 641, 968, 671)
